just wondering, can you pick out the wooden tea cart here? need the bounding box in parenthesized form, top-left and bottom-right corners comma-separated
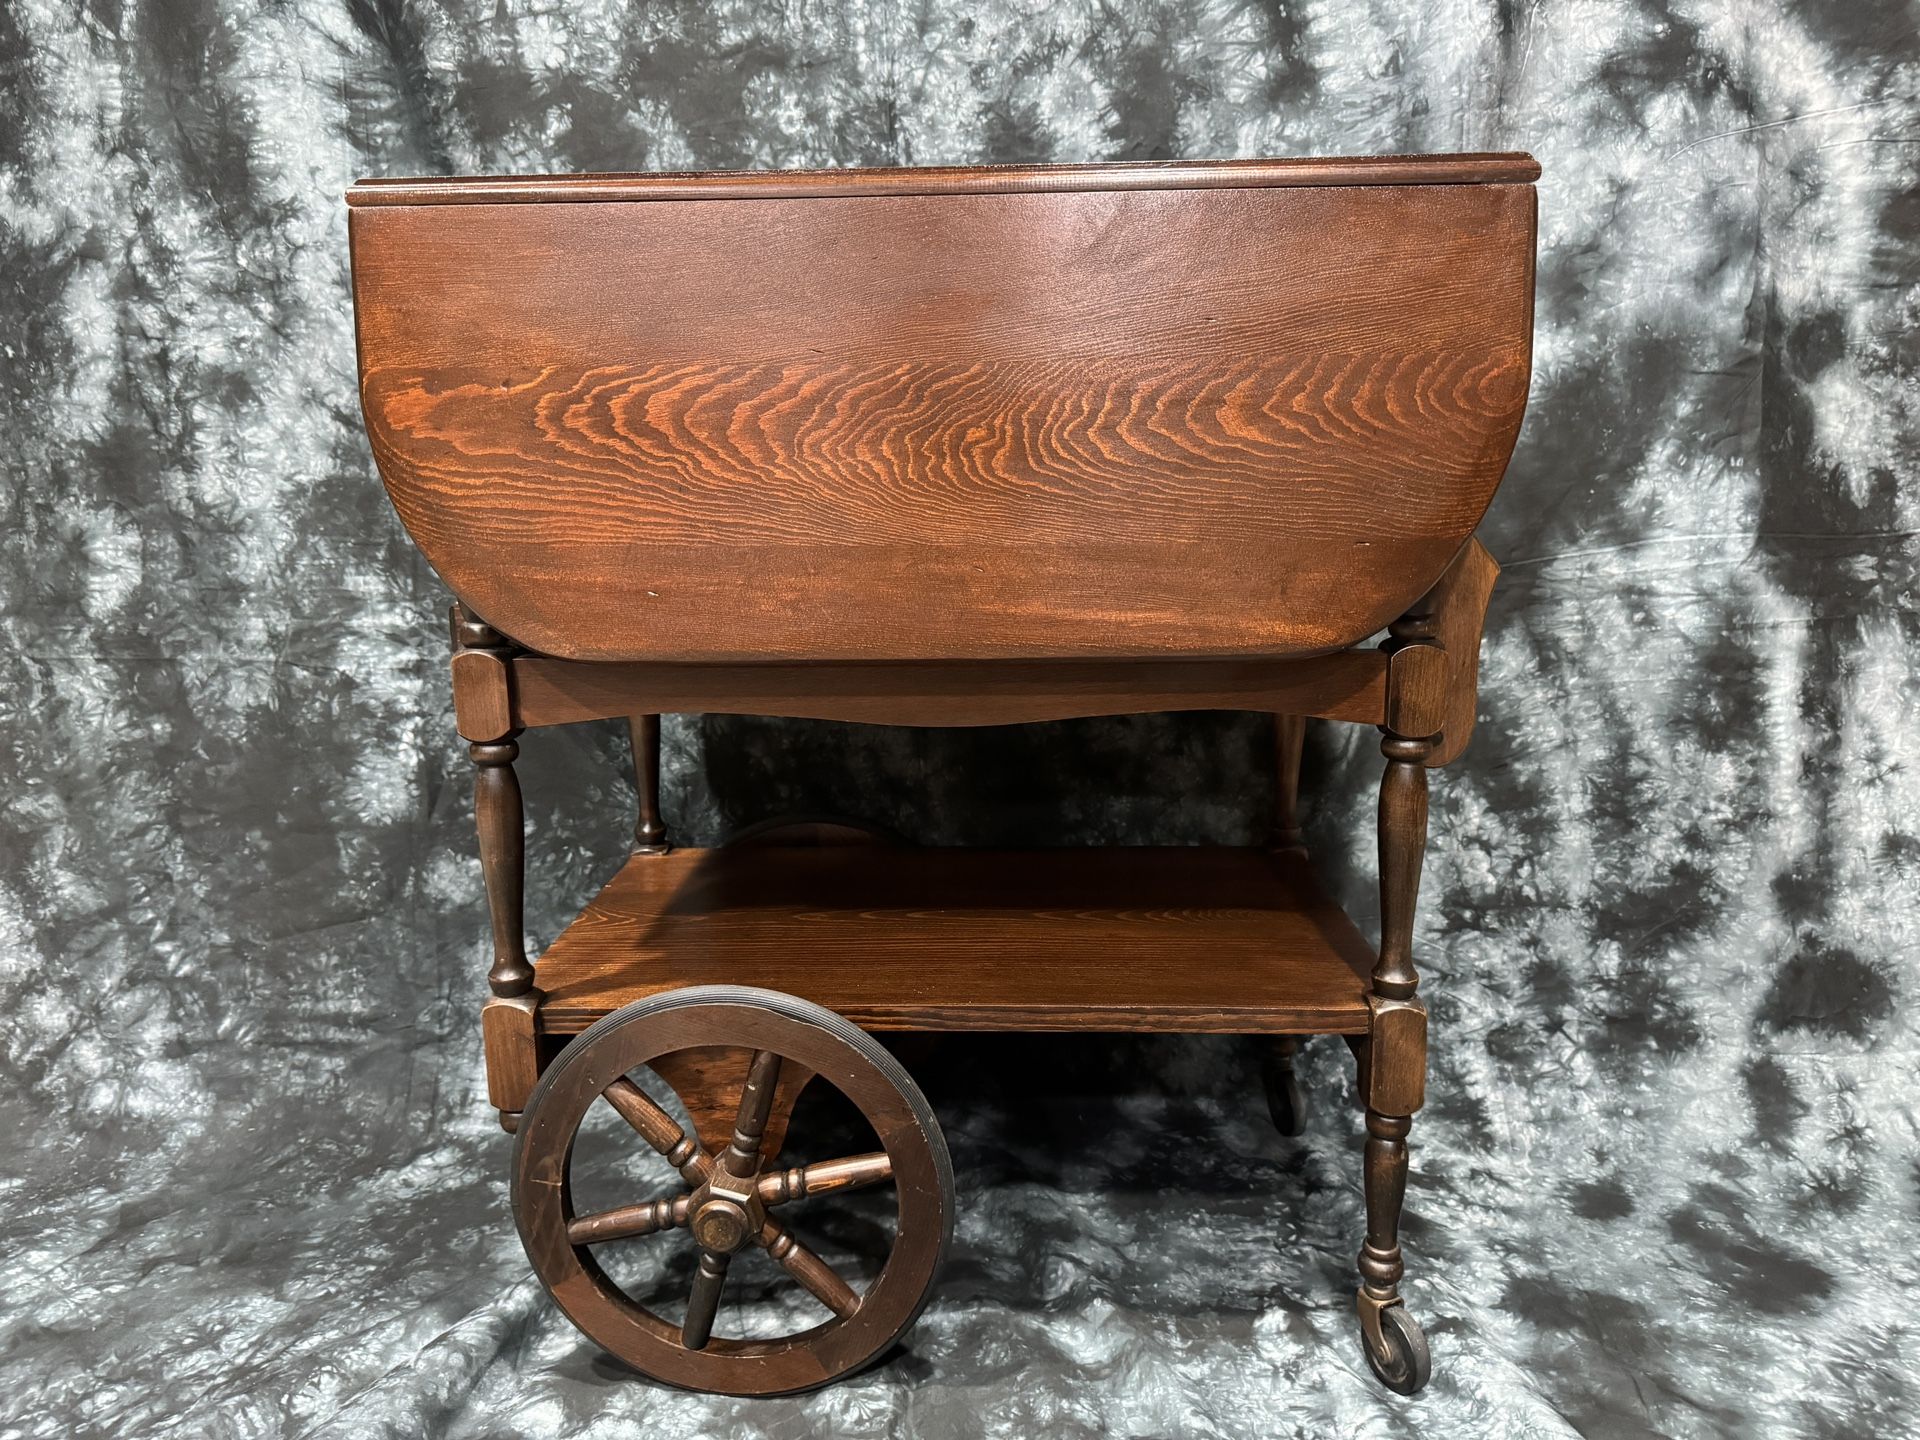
(347, 153, 1537, 1397)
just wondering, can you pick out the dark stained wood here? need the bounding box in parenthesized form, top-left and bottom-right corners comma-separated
(1352, 623, 1439, 1393)
(481, 992, 541, 1126)
(1374, 729, 1432, 1007)
(350, 167, 1535, 664)
(1375, 605, 1439, 1003)
(645, 1046, 814, 1161)
(1363, 997, 1428, 1117)
(1273, 715, 1306, 850)
(471, 737, 532, 998)
(602, 1075, 707, 1183)
(759, 1152, 893, 1206)
(716, 1048, 782, 1178)
(454, 607, 536, 1001)
(531, 846, 1376, 1035)
(511, 653, 1390, 731)
(450, 601, 498, 651)
(451, 648, 513, 743)
(627, 714, 670, 853)
(1357, 1110, 1428, 1392)
(758, 1222, 862, 1319)
(681, 1250, 732, 1350)
(347, 153, 1542, 207)
(1262, 1035, 1308, 1137)
(360, 155, 1539, 1399)
(1425, 537, 1501, 768)
(1373, 736, 1430, 1007)
(1383, 637, 1451, 741)
(512, 990, 952, 1395)
(568, 1195, 690, 1246)
(1360, 1113, 1410, 1295)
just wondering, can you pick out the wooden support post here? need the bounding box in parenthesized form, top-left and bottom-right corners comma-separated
(1374, 729, 1430, 1005)
(1354, 603, 1437, 1392)
(1273, 714, 1306, 851)
(1264, 715, 1310, 1130)
(472, 735, 531, 998)
(1263, 1033, 1308, 1136)
(453, 603, 540, 1131)
(628, 713, 671, 854)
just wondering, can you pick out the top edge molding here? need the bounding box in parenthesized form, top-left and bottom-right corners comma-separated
(346, 153, 1542, 207)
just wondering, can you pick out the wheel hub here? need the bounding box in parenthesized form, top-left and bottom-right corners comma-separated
(690, 1195, 753, 1253)
(690, 1154, 767, 1254)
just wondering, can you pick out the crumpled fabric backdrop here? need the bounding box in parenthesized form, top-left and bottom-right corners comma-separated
(2, 2, 1917, 1436)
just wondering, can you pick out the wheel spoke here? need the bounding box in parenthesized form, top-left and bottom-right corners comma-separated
(758, 1151, 894, 1206)
(566, 1194, 691, 1246)
(757, 1220, 861, 1319)
(718, 1048, 783, 1179)
(602, 1076, 710, 1186)
(681, 1249, 731, 1350)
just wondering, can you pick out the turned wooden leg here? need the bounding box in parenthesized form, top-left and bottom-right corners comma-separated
(628, 713, 671, 855)
(1265, 717, 1312, 1136)
(1360, 1110, 1409, 1304)
(453, 603, 540, 1132)
(1356, 699, 1435, 1393)
(473, 734, 532, 999)
(1263, 1035, 1308, 1136)
(1358, 1106, 1426, 1391)
(474, 732, 540, 1131)
(1273, 713, 1306, 850)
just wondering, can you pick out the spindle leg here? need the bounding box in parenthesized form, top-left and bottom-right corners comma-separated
(1263, 1035, 1308, 1137)
(1356, 715, 1434, 1393)
(473, 734, 532, 999)
(454, 603, 539, 1132)
(1265, 715, 1311, 1134)
(1273, 713, 1306, 851)
(629, 713, 671, 855)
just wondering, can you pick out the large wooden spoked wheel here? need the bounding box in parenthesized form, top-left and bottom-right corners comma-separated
(513, 986, 954, 1395)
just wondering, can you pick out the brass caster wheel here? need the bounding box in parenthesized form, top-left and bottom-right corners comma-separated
(1358, 1297, 1431, 1395)
(1263, 1037, 1308, 1137)
(513, 985, 954, 1396)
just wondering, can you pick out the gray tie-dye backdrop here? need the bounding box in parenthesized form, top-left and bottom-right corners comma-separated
(3, 2, 1917, 1436)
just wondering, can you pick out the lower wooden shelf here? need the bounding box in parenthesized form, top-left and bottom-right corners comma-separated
(532, 845, 1378, 1035)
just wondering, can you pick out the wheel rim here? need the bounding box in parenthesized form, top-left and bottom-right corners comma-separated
(513, 986, 952, 1396)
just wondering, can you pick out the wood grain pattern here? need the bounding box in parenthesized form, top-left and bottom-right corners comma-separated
(530, 846, 1377, 1034)
(1363, 996, 1427, 1116)
(451, 648, 513, 743)
(645, 1045, 813, 1159)
(1424, 537, 1501, 768)
(482, 991, 540, 1120)
(350, 171, 1535, 662)
(357, 156, 1535, 1401)
(1384, 638, 1450, 739)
